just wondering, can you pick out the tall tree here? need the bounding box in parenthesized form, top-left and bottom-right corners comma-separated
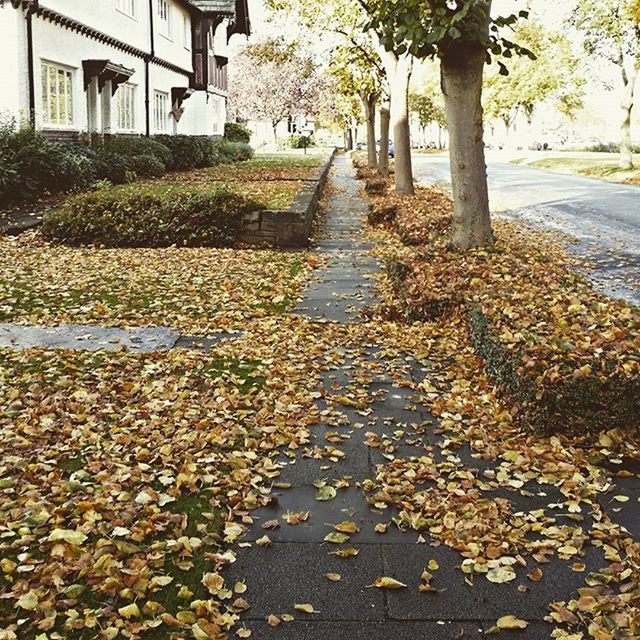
(267, 0, 415, 194)
(572, 0, 640, 169)
(483, 21, 585, 134)
(330, 43, 386, 168)
(228, 39, 320, 146)
(365, 0, 531, 249)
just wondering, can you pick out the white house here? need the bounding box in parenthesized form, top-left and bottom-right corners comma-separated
(0, 0, 250, 139)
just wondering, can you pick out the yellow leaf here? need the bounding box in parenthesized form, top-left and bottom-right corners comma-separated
(47, 529, 87, 545)
(497, 615, 529, 630)
(294, 603, 317, 613)
(118, 603, 141, 619)
(370, 577, 407, 589)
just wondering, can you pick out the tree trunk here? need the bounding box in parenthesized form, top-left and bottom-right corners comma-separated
(441, 40, 493, 249)
(272, 122, 279, 149)
(345, 127, 353, 151)
(361, 92, 379, 169)
(378, 100, 390, 178)
(380, 50, 414, 195)
(620, 65, 638, 170)
(438, 125, 443, 150)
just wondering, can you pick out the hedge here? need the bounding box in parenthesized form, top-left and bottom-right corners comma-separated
(0, 122, 254, 209)
(224, 122, 251, 144)
(358, 171, 640, 434)
(42, 183, 263, 248)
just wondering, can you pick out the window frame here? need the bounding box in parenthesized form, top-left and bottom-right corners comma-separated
(183, 15, 191, 50)
(115, 0, 136, 19)
(153, 90, 169, 133)
(41, 61, 74, 129)
(157, 0, 172, 39)
(116, 83, 136, 132)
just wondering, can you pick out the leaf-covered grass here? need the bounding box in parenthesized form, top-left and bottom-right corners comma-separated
(514, 156, 640, 185)
(0, 342, 311, 638)
(0, 234, 317, 333)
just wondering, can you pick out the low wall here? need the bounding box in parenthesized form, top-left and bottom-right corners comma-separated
(239, 149, 337, 248)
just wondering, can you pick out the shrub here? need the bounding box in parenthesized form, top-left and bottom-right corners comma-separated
(154, 135, 212, 170)
(14, 138, 96, 200)
(288, 134, 314, 149)
(127, 154, 166, 179)
(102, 136, 172, 170)
(224, 122, 251, 144)
(91, 149, 131, 185)
(210, 139, 254, 165)
(42, 183, 263, 248)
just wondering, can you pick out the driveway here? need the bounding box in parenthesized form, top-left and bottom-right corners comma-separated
(412, 153, 640, 306)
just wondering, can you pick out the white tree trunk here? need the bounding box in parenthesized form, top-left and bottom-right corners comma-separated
(441, 42, 493, 249)
(380, 49, 414, 195)
(378, 100, 390, 178)
(620, 65, 638, 170)
(361, 92, 379, 169)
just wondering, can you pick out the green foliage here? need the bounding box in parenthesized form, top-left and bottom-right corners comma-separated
(483, 21, 585, 125)
(210, 139, 254, 163)
(409, 90, 446, 129)
(91, 149, 132, 185)
(102, 136, 172, 169)
(154, 135, 212, 170)
(363, 0, 533, 71)
(42, 183, 262, 248)
(279, 134, 314, 149)
(126, 154, 166, 179)
(0, 124, 253, 210)
(224, 122, 252, 143)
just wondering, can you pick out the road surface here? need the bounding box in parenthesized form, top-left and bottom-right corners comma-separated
(412, 154, 640, 306)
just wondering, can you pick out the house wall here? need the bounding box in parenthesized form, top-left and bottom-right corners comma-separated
(154, 0, 192, 71)
(40, 0, 151, 52)
(0, 4, 27, 123)
(3, 0, 238, 139)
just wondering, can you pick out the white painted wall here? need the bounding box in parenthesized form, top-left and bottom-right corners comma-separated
(40, 0, 151, 52)
(2, 1, 232, 138)
(154, 0, 192, 72)
(0, 5, 27, 124)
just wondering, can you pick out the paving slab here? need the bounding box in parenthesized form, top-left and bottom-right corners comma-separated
(0, 323, 180, 352)
(382, 543, 605, 622)
(224, 542, 385, 621)
(243, 486, 419, 544)
(239, 620, 485, 640)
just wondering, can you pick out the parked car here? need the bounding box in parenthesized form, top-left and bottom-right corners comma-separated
(376, 139, 395, 158)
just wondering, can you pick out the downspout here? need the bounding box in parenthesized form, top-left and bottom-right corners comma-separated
(145, 0, 155, 136)
(26, 2, 38, 127)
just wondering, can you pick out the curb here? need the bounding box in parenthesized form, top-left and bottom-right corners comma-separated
(239, 148, 338, 248)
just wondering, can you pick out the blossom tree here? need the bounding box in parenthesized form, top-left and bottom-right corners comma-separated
(228, 39, 321, 146)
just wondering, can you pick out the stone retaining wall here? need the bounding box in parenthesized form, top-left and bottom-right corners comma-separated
(239, 149, 337, 247)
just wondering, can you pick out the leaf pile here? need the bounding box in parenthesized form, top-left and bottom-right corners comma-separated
(361, 177, 639, 433)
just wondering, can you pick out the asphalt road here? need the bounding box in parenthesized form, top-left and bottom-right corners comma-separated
(412, 153, 640, 306)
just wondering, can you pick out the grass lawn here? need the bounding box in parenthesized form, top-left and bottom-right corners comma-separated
(513, 155, 640, 185)
(0, 234, 317, 332)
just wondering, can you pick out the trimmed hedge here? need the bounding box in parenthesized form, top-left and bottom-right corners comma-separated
(224, 122, 251, 143)
(0, 123, 255, 209)
(467, 305, 640, 434)
(357, 164, 640, 435)
(42, 183, 263, 248)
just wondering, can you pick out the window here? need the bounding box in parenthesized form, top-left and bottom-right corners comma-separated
(157, 0, 171, 38)
(183, 15, 191, 49)
(154, 91, 169, 132)
(117, 84, 136, 131)
(116, 0, 135, 17)
(41, 62, 73, 127)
